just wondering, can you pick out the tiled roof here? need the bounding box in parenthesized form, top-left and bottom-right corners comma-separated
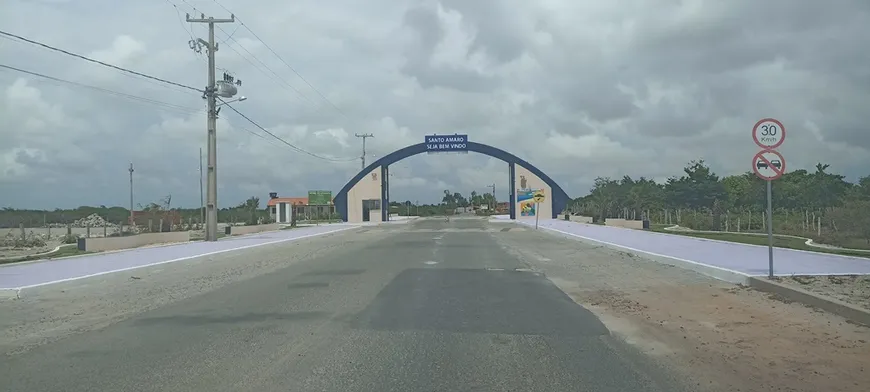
(266, 197, 308, 207)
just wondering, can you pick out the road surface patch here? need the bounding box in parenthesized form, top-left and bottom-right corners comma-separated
(287, 282, 330, 289)
(352, 268, 608, 337)
(301, 269, 366, 276)
(133, 311, 331, 327)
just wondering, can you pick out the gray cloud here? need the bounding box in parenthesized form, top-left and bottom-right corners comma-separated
(1, 0, 869, 209)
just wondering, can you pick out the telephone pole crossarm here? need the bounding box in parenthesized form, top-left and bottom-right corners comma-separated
(186, 14, 235, 24)
(354, 133, 374, 170)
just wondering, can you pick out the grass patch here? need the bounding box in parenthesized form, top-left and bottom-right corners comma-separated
(0, 244, 90, 265)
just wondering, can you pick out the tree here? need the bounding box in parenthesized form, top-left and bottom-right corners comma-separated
(453, 192, 467, 207)
(562, 158, 868, 247)
(236, 196, 260, 225)
(441, 189, 455, 207)
(664, 160, 726, 210)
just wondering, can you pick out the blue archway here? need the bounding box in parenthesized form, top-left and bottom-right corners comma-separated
(334, 141, 571, 222)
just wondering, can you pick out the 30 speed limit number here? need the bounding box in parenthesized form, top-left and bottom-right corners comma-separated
(752, 118, 785, 149)
(751, 117, 787, 181)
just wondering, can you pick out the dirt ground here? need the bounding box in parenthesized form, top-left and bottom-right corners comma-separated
(496, 229, 870, 392)
(777, 275, 870, 311)
(0, 241, 63, 259)
(1, 227, 94, 260)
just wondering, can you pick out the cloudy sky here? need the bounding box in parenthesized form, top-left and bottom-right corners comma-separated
(1, 0, 868, 210)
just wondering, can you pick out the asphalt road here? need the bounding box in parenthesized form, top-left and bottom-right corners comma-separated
(1, 218, 691, 391)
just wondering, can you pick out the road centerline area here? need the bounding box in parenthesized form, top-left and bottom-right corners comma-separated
(2, 217, 865, 391)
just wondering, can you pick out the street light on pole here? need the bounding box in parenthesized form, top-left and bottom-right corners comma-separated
(217, 96, 246, 106)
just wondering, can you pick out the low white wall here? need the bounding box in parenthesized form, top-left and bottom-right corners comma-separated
(569, 215, 594, 224)
(78, 231, 191, 252)
(225, 223, 280, 236)
(604, 218, 644, 229)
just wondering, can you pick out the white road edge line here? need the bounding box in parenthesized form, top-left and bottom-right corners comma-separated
(581, 221, 870, 261)
(535, 226, 750, 278)
(538, 225, 870, 276)
(2, 226, 358, 292)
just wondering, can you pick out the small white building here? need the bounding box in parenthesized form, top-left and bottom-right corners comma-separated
(267, 194, 308, 224)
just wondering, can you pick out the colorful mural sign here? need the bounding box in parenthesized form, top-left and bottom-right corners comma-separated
(517, 188, 544, 216)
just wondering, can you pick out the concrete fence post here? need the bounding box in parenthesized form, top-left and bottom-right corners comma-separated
(86, 223, 91, 238)
(20, 222, 25, 240)
(159, 219, 164, 233)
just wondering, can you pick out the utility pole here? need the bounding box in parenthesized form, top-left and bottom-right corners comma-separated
(354, 133, 374, 170)
(199, 147, 205, 226)
(128, 162, 134, 231)
(488, 183, 496, 212)
(187, 13, 235, 241)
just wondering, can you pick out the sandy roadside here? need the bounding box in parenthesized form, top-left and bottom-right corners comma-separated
(776, 275, 870, 311)
(494, 229, 870, 392)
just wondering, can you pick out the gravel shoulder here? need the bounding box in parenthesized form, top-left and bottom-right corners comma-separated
(493, 225, 870, 392)
(0, 227, 376, 356)
(776, 275, 870, 311)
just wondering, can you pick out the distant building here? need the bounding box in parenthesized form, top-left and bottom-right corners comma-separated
(267, 192, 335, 223)
(267, 194, 308, 223)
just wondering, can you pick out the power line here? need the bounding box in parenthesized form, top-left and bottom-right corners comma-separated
(210, 0, 349, 118)
(176, 0, 318, 110)
(0, 64, 310, 158)
(221, 33, 316, 106)
(0, 29, 202, 93)
(0, 63, 204, 115)
(219, 100, 357, 162)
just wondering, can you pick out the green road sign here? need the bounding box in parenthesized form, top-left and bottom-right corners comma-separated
(308, 190, 333, 205)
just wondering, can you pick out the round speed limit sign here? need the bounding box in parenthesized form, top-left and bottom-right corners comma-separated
(752, 118, 786, 149)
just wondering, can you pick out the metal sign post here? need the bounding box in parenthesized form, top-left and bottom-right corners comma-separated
(533, 191, 546, 230)
(751, 118, 786, 279)
(766, 180, 773, 277)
